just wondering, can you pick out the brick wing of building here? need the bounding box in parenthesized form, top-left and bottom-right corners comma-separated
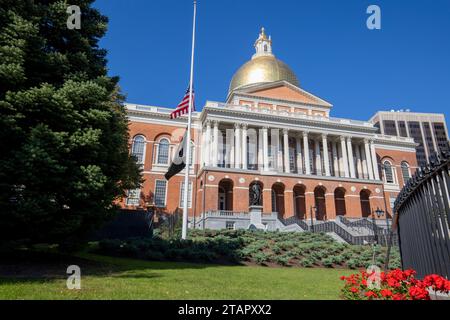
(122, 28, 419, 231)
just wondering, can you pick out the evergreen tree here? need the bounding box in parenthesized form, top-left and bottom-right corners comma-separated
(0, 0, 141, 247)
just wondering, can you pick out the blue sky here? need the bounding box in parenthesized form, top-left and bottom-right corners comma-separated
(93, 0, 450, 121)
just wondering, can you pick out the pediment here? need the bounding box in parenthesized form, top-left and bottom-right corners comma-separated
(229, 81, 332, 108)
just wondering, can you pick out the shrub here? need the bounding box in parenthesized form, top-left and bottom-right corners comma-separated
(300, 258, 314, 268)
(322, 257, 334, 268)
(274, 255, 290, 266)
(254, 252, 270, 265)
(347, 258, 363, 269)
(144, 250, 164, 261)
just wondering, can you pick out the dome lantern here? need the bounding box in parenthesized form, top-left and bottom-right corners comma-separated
(253, 27, 273, 59)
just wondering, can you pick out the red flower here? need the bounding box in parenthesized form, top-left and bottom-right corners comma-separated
(364, 291, 378, 299)
(380, 289, 393, 297)
(392, 293, 406, 300)
(409, 286, 430, 300)
(340, 276, 346, 281)
(350, 287, 359, 293)
(387, 278, 400, 288)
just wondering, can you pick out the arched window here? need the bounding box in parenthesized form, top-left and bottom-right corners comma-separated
(334, 188, 346, 216)
(360, 190, 371, 218)
(157, 138, 170, 164)
(401, 161, 411, 184)
(383, 161, 394, 184)
(131, 135, 146, 165)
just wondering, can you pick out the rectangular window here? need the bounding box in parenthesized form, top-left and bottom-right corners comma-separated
(398, 121, 408, 137)
(126, 188, 140, 206)
(383, 120, 398, 136)
(226, 221, 236, 230)
(179, 181, 193, 208)
(154, 180, 167, 207)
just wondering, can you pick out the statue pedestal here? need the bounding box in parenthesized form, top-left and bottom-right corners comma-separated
(248, 206, 266, 230)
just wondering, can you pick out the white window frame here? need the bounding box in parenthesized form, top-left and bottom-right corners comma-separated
(400, 161, 411, 185)
(126, 188, 141, 206)
(383, 160, 396, 184)
(179, 181, 193, 208)
(154, 179, 168, 208)
(154, 137, 171, 165)
(131, 135, 146, 167)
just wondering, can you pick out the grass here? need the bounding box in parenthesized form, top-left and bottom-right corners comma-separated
(0, 252, 353, 300)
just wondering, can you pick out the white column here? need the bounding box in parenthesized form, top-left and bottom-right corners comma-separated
(315, 139, 321, 175)
(258, 128, 263, 170)
(296, 134, 303, 174)
(234, 123, 241, 169)
(370, 140, 380, 180)
(283, 129, 290, 173)
(361, 144, 368, 179)
(355, 143, 363, 179)
(303, 131, 311, 175)
(322, 134, 331, 176)
(347, 137, 356, 178)
(212, 121, 219, 167)
(205, 121, 211, 166)
(228, 127, 235, 168)
(364, 139, 374, 180)
(200, 128, 205, 167)
(263, 127, 269, 171)
(332, 141, 339, 177)
(241, 124, 248, 170)
(340, 136, 350, 177)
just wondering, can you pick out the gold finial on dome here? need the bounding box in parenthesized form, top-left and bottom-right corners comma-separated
(228, 28, 300, 94)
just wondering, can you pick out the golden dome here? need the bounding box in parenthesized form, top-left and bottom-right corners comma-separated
(229, 28, 299, 94)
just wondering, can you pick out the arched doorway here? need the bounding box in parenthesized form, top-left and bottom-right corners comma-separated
(360, 190, 371, 217)
(272, 183, 285, 218)
(249, 181, 263, 207)
(218, 179, 233, 211)
(293, 185, 306, 219)
(314, 186, 327, 221)
(334, 188, 347, 216)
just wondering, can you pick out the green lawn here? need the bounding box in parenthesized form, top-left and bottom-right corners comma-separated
(0, 252, 353, 300)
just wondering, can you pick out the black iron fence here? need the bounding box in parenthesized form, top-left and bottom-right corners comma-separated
(394, 151, 450, 279)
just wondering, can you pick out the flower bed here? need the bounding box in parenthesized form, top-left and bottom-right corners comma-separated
(341, 269, 450, 300)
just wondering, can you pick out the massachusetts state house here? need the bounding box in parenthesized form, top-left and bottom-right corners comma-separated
(122, 28, 418, 231)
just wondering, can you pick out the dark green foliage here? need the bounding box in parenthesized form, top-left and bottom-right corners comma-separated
(0, 0, 141, 247)
(94, 230, 401, 270)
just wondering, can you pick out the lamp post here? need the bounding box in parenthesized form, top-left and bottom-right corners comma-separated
(370, 207, 384, 266)
(372, 207, 384, 244)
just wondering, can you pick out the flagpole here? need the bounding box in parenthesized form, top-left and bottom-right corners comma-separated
(181, 0, 197, 240)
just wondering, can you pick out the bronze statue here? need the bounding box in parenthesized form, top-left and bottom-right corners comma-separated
(250, 183, 262, 206)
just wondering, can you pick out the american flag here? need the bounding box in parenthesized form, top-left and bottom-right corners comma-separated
(170, 87, 195, 119)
